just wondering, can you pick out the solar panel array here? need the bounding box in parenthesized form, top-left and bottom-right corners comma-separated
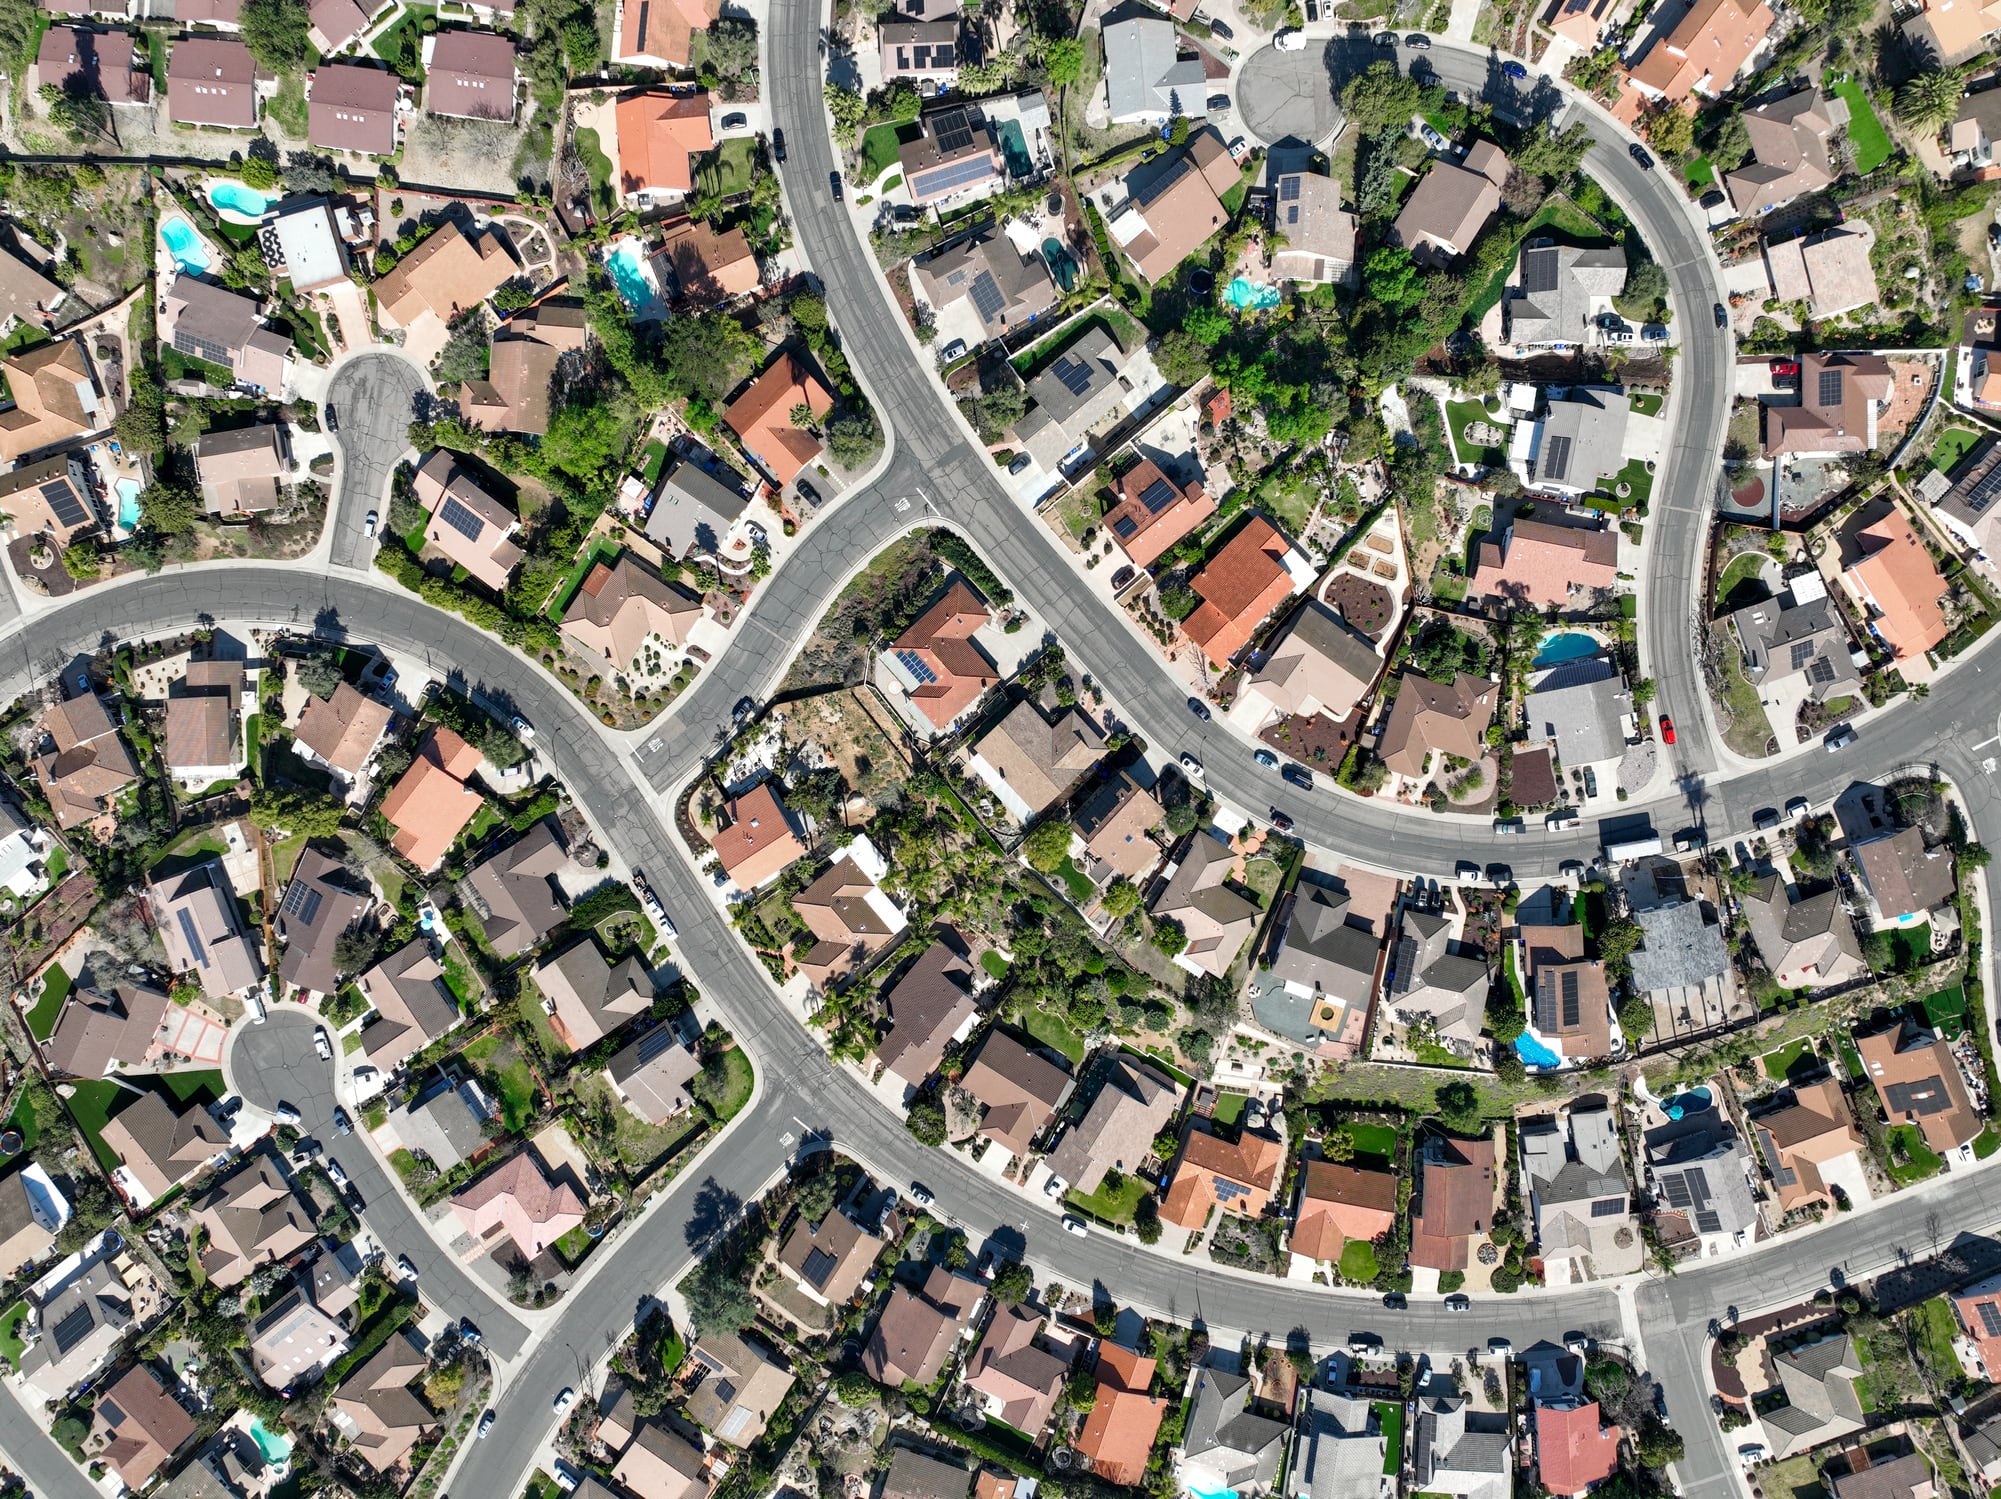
(894, 649, 937, 685)
(1113, 514, 1139, 539)
(282, 880, 323, 926)
(177, 908, 211, 971)
(1286, 204, 1300, 226)
(1809, 656, 1837, 685)
(931, 108, 975, 153)
(1138, 478, 1178, 514)
(1543, 434, 1573, 483)
(1589, 1196, 1625, 1218)
(1693, 1208, 1723, 1234)
(801, 1246, 836, 1288)
(1213, 1178, 1250, 1204)
(969, 270, 1006, 326)
(437, 494, 486, 542)
(1559, 968, 1580, 1029)
(1789, 639, 1816, 671)
(911, 155, 997, 201)
(1818, 368, 1844, 408)
(1521, 246, 1559, 295)
(50, 1303, 96, 1356)
(174, 327, 233, 370)
(41, 479, 88, 530)
(1963, 463, 2001, 516)
(1980, 1301, 2001, 1337)
(1050, 354, 1094, 397)
(1280, 176, 1301, 202)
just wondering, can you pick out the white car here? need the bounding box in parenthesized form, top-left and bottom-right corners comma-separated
(1273, 27, 1305, 48)
(1738, 1444, 1767, 1466)
(1043, 1174, 1068, 1199)
(274, 1103, 301, 1126)
(510, 714, 536, 741)
(1228, 136, 1250, 161)
(553, 1387, 577, 1416)
(363, 510, 378, 537)
(1179, 753, 1204, 779)
(1061, 1216, 1089, 1237)
(313, 1028, 332, 1062)
(326, 1160, 349, 1189)
(398, 1254, 420, 1280)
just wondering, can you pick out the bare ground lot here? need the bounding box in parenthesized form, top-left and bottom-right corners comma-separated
(399, 109, 550, 198)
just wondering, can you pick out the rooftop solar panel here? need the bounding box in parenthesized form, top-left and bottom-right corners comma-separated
(282, 880, 323, 926)
(1280, 176, 1301, 202)
(894, 649, 937, 685)
(1693, 1208, 1723, 1234)
(1543, 433, 1573, 483)
(437, 494, 486, 542)
(1965, 464, 2001, 516)
(1560, 968, 1580, 1029)
(177, 907, 211, 971)
(911, 155, 997, 200)
(41, 479, 88, 530)
(1113, 514, 1138, 539)
(930, 107, 975, 154)
(1980, 1301, 2001, 1337)
(174, 328, 233, 370)
(1818, 368, 1843, 408)
(1520, 245, 1559, 295)
(969, 270, 1006, 325)
(1051, 354, 1094, 397)
(1137, 477, 1178, 514)
(1809, 656, 1837, 685)
(1589, 1196, 1624, 1217)
(1789, 639, 1816, 671)
(50, 1302, 97, 1356)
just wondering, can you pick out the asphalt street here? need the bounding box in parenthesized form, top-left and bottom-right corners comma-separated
(225, 1010, 531, 1359)
(325, 354, 428, 572)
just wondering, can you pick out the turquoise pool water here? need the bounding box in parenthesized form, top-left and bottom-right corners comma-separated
(1041, 238, 1077, 292)
(208, 181, 278, 218)
(248, 1417, 291, 1464)
(160, 216, 211, 275)
(1663, 1086, 1714, 1120)
(1533, 631, 1602, 668)
(1515, 1032, 1562, 1069)
(997, 119, 1031, 178)
(606, 239, 657, 314)
(116, 479, 142, 530)
(1224, 276, 1279, 311)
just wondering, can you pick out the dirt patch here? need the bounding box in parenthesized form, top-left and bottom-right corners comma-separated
(777, 689, 913, 812)
(1259, 709, 1360, 772)
(1879, 358, 1940, 452)
(399, 113, 545, 198)
(1324, 571, 1395, 640)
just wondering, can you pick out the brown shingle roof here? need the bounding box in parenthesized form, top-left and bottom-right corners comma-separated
(375, 220, 517, 329)
(167, 36, 256, 128)
(425, 29, 516, 120)
(309, 61, 400, 153)
(1375, 671, 1496, 779)
(960, 1029, 1071, 1154)
(876, 935, 977, 1085)
(1285, 1158, 1396, 1260)
(294, 681, 393, 779)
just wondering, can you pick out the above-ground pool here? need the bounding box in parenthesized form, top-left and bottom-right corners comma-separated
(116, 478, 142, 530)
(1225, 276, 1280, 311)
(248, 1416, 291, 1465)
(1533, 631, 1602, 669)
(605, 238, 658, 315)
(1515, 1032, 1562, 1069)
(160, 216, 211, 275)
(208, 181, 278, 218)
(1041, 238, 1077, 292)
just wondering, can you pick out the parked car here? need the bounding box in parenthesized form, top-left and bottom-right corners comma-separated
(1207, 93, 1232, 111)
(1180, 752, 1205, 780)
(1770, 359, 1800, 377)
(1739, 1445, 1767, 1466)
(1269, 809, 1294, 832)
(1826, 723, 1857, 751)
(1187, 696, 1211, 721)
(1753, 807, 1781, 831)
(1061, 1216, 1090, 1236)
(479, 1412, 497, 1440)
(332, 1105, 352, 1135)
(795, 478, 821, 509)
(1208, 15, 1233, 35)
(1274, 27, 1305, 48)
(1629, 142, 1654, 168)
(1786, 796, 1810, 820)
(1547, 810, 1580, 831)
(1445, 1293, 1472, 1311)
(1494, 816, 1526, 835)
(1673, 828, 1705, 853)
(772, 128, 786, 161)
(1383, 1292, 1407, 1309)
(1486, 863, 1513, 887)
(1455, 860, 1481, 882)
(1280, 762, 1313, 790)
(1043, 1174, 1068, 1198)
(1228, 136, 1250, 160)
(1715, 303, 1729, 328)
(1008, 452, 1033, 475)
(1558, 859, 1586, 878)
(1373, 29, 1398, 44)
(313, 1028, 333, 1062)
(1110, 565, 1136, 590)
(1253, 748, 1279, 769)
(1419, 124, 1449, 152)
(323, 404, 338, 432)
(326, 1160, 349, 1189)
(939, 338, 967, 362)
(1501, 59, 1527, 78)
(460, 1318, 482, 1344)
(554, 1388, 577, 1416)
(398, 1254, 420, 1280)
(720, 111, 747, 130)
(1658, 714, 1675, 745)
(908, 1182, 935, 1207)
(829, 170, 844, 200)
(509, 713, 535, 741)
(275, 1102, 301, 1126)
(1405, 32, 1431, 46)
(363, 510, 378, 537)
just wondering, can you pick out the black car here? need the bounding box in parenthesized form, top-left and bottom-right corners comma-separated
(1485, 862, 1513, 887)
(1404, 32, 1430, 46)
(1281, 762, 1313, 790)
(1208, 16, 1233, 35)
(1383, 1292, 1407, 1310)
(1753, 807, 1781, 831)
(1187, 696, 1211, 721)
(1007, 451, 1033, 475)
(733, 696, 757, 723)
(1715, 302, 1729, 328)
(1628, 142, 1654, 169)
(1270, 808, 1294, 832)
(772, 128, 786, 162)
(1207, 93, 1232, 111)
(795, 478, 821, 509)
(1110, 565, 1136, 590)
(829, 170, 844, 200)
(323, 403, 338, 432)
(1373, 29, 1398, 44)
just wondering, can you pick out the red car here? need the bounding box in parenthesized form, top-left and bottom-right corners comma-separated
(1770, 360, 1799, 377)
(1659, 714, 1676, 745)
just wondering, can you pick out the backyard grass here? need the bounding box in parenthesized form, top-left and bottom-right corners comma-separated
(6, 1090, 38, 1150)
(1375, 1403, 1403, 1473)
(440, 940, 478, 1008)
(1715, 632, 1774, 758)
(542, 538, 623, 622)
(1831, 75, 1892, 174)
(267, 74, 308, 135)
(1065, 1172, 1146, 1223)
(272, 831, 308, 883)
(1023, 1008, 1087, 1064)
(1836, 1032, 1866, 1081)
(65, 1079, 141, 1172)
(371, 3, 435, 75)
(1885, 1123, 1944, 1185)
(25, 962, 72, 1042)
(859, 124, 915, 184)
(464, 1032, 537, 1130)
(1213, 1092, 1246, 1126)
(698, 137, 758, 198)
(1761, 1451, 1830, 1499)
(1239, 856, 1284, 910)
(0, 1300, 26, 1370)
(1445, 399, 1507, 468)
(576, 127, 615, 211)
(1888, 924, 1933, 972)
(1762, 1037, 1818, 1082)
(639, 439, 669, 486)
(1345, 1121, 1399, 1162)
(515, 989, 569, 1059)
(1916, 1295, 1961, 1373)
(1932, 425, 1983, 476)
(1717, 550, 1772, 608)
(1054, 856, 1095, 904)
(980, 951, 1010, 982)
(1341, 1239, 1379, 1281)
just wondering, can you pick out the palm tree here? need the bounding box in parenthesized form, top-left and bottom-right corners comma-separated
(1893, 65, 1967, 133)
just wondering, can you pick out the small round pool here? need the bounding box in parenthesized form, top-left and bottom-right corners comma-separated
(1224, 276, 1280, 311)
(208, 180, 278, 219)
(1533, 631, 1602, 669)
(1515, 1032, 1562, 1069)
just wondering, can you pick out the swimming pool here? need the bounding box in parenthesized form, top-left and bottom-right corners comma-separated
(997, 119, 1031, 178)
(116, 478, 142, 531)
(1533, 631, 1602, 669)
(248, 1416, 291, 1465)
(1041, 238, 1077, 293)
(1663, 1086, 1714, 1121)
(208, 181, 278, 218)
(1224, 276, 1280, 311)
(160, 216, 211, 275)
(606, 238, 657, 314)
(1515, 1032, 1562, 1069)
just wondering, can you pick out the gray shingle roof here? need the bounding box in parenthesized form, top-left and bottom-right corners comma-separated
(1629, 900, 1730, 993)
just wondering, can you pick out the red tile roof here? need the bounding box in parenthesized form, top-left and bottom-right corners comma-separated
(1182, 517, 1296, 668)
(1288, 1159, 1397, 1262)
(1536, 1401, 1621, 1497)
(723, 354, 833, 487)
(615, 90, 714, 197)
(708, 782, 805, 889)
(1077, 1346, 1168, 1486)
(891, 580, 998, 731)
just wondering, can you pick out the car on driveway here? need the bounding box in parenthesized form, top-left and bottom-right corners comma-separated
(1208, 16, 1233, 35)
(1254, 748, 1279, 769)
(1043, 1174, 1068, 1199)
(1502, 59, 1527, 78)
(1770, 359, 1800, 378)
(1228, 136, 1250, 160)
(1419, 123, 1449, 151)
(939, 338, 966, 363)
(720, 111, 747, 130)
(1110, 565, 1136, 590)
(1208, 93, 1232, 111)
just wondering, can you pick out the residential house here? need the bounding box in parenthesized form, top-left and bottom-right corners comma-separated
(99, 1089, 229, 1206)
(373, 219, 517, 333)
(276, 846, 370, 1000)
(450, 1150, 586, 1263)
(44, 982, 171, 1077)
(912, 230, 1056, 342)
(424, 30, 516, 120)
(965, 1304, 1071, 1436)
(1728, 572, 1861, 743)
(1535, 1400, 1620, 1497)
(1290, 1389, 1390, 1499)
(604, 1026, 701, 1125)
(1643, 1105, 1759, 1253)
(614, 89, 714, 206)
(1523, 923, 1613, 1062)
(0, 455, 100, 550)
(708, 781, 806, 891)
(34, 26, 150, 107)
(163, 659, 244, 783)
(1740, 873, 1867, 991)
(791, 838, 906, 991)
(1409, 1133, 1498, 1272)
(1524, 658, 1628, 772)
(1954, 1273, 2001, 1379)
(293, 681, 394, 785)
(1103, 129, 1241, 284)
(150, 858, 263, 998)
(1858, 1015, 1980, 1155)
(1852, 825, 1955, 920)
(1830, 1454, 1936, 1499)
(612, 0, 715, 66)
(1764, 225, 1882, 318)
(534, 941, 652, 1050)
(161, 276, 292, 396)
(190, 1153, 317, 1287)
(884, 580, 999, 733)
(1614, 0, 1774, 122)
(1927, 431, 2001, 552)
(0, 1164, 63, 1277)
(1391, 141, 1509, 268)
(723, 353, 833, 489)
(1469, 513, 1618, 610)
(1725, 88, 1850, 215)
(899, 104, 1004, 206)
(1268, 873, 1382, 1048)
(1102, 10, 1205, 123)
(91, 1363, 197, 1489)
(463, 820, 569, 958)
(167, 36, 257, 127)
(1907, 0, 2001, 60)
(652, 217, 761, 306)
(881, 1450, 975, 1499)
(645, 459, 751, 559)
(1178, 1365, 1290, 1497)
(683, 1333, 795, 1448)
(603, 1393, 712, 1499)
(1845, 512, 1953, 672)
(395, 1074, 497, 1172)
(18, 1259, 131, 1402)
(0, 336, 105, 460)
(1077, 1343, 1169, 1486)
(195, 423, 286, 516)
(1045, 1054, 1180, 1194)
(1011, 324, 1140, 470)
(880, 17, 959, 88)
(1761, 1333, 1865, 1458)
(0, 798, 47, 900)
(1385, 909, 1491, 1057)
(777, 1205, 885, 1307)
(461, 333, 561, 436)
(308, 61, 403, 155)
(359, 939, 463, 1071)
(1413, 1394, 1511, 1499)
(1230, 598, 1381, 733)
(413, 449, 522, 591)
(875, 935, 979, 1088)
(1628, 897, 1731, 1009)
(1183, 517, 1305, 669)
(1152, 830, 1259, 978)
(560, 555, 705, 669)
(1161, 1122, 1285, 1230)
(959, 1029, 1072, 1159)
(330, 1332, 436, 1472)
(1520, 1104, 1642, 1278)
(1969, 1413, 2001, 1489)
(1505, 243, 1627, 349)
(966, 698, 1104, 822)
(861, 1263, 983, 1386)
(1753, 1079, 1866, 1213)
(1269, 172, 1359, 286)
(0, 240, 61, 332)
(378, 726, 486, 872)
(307, 0, 370, 48)
(1102, 456, 1215, 571)
(1516, 390, 1631, 498)
(249, 1286, 348, 1389)
(1073, 772, 1165, 885)
(1376, 671, 1497, 782)
(1286, 1158, 1396, 1271)
(1765, 351, 1893, 457)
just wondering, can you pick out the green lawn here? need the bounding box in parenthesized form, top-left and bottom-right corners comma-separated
(370, 3, 435, 76)
(1466, 196, 1608, 324)
(1830, 75, 1892, 174)
(1923, 984, 1968, 1035)
(0, 1300, 26, 1371)
(464, 1032, 537, 1130)
(1375, 1403, 1403, 1474)
(1053, 856, 1095, 904)
(7, 1090, 39, 1151)
(266, 73, 307, 135)
(639, 439, 669, 486)
(1345, 1121, 1399, 1162)
(1065, 1172, 1146, 1224)
(860, 123, 916, 184)
(1023, 1007, 1087, 1064)
(1933, 426, 1984, 477)
(1717, 550, 1772, 608)
(698, 137, 759, 199)
(1916, 1296, 1961, 1372)
(1684, 156, 1714, 188)
(544, 536, 623, 622)
(1885, 1123, 1944, 1185)
(1595, 457, 1654, 510)
(980, 951, 1010, 982)
(1340, 1239, 1379, 1281)
(1888, 924, 1933, 972)
(1762, 1037, 1818, 1083)
(1629, 392, 1664, 417)
(575, 127, 614, 211)
(554, 1223, 594, 1265)
(65, 1079, 142, 1172)
(24, 962, 72, 1042)
(1213, 1092, 1246, 1126)
(1445, 400, 1507, 468)
(712, 1047, 754, 1122)
(1836, 1032, 1867, 1082)
(388, 1147, 427, 1185)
